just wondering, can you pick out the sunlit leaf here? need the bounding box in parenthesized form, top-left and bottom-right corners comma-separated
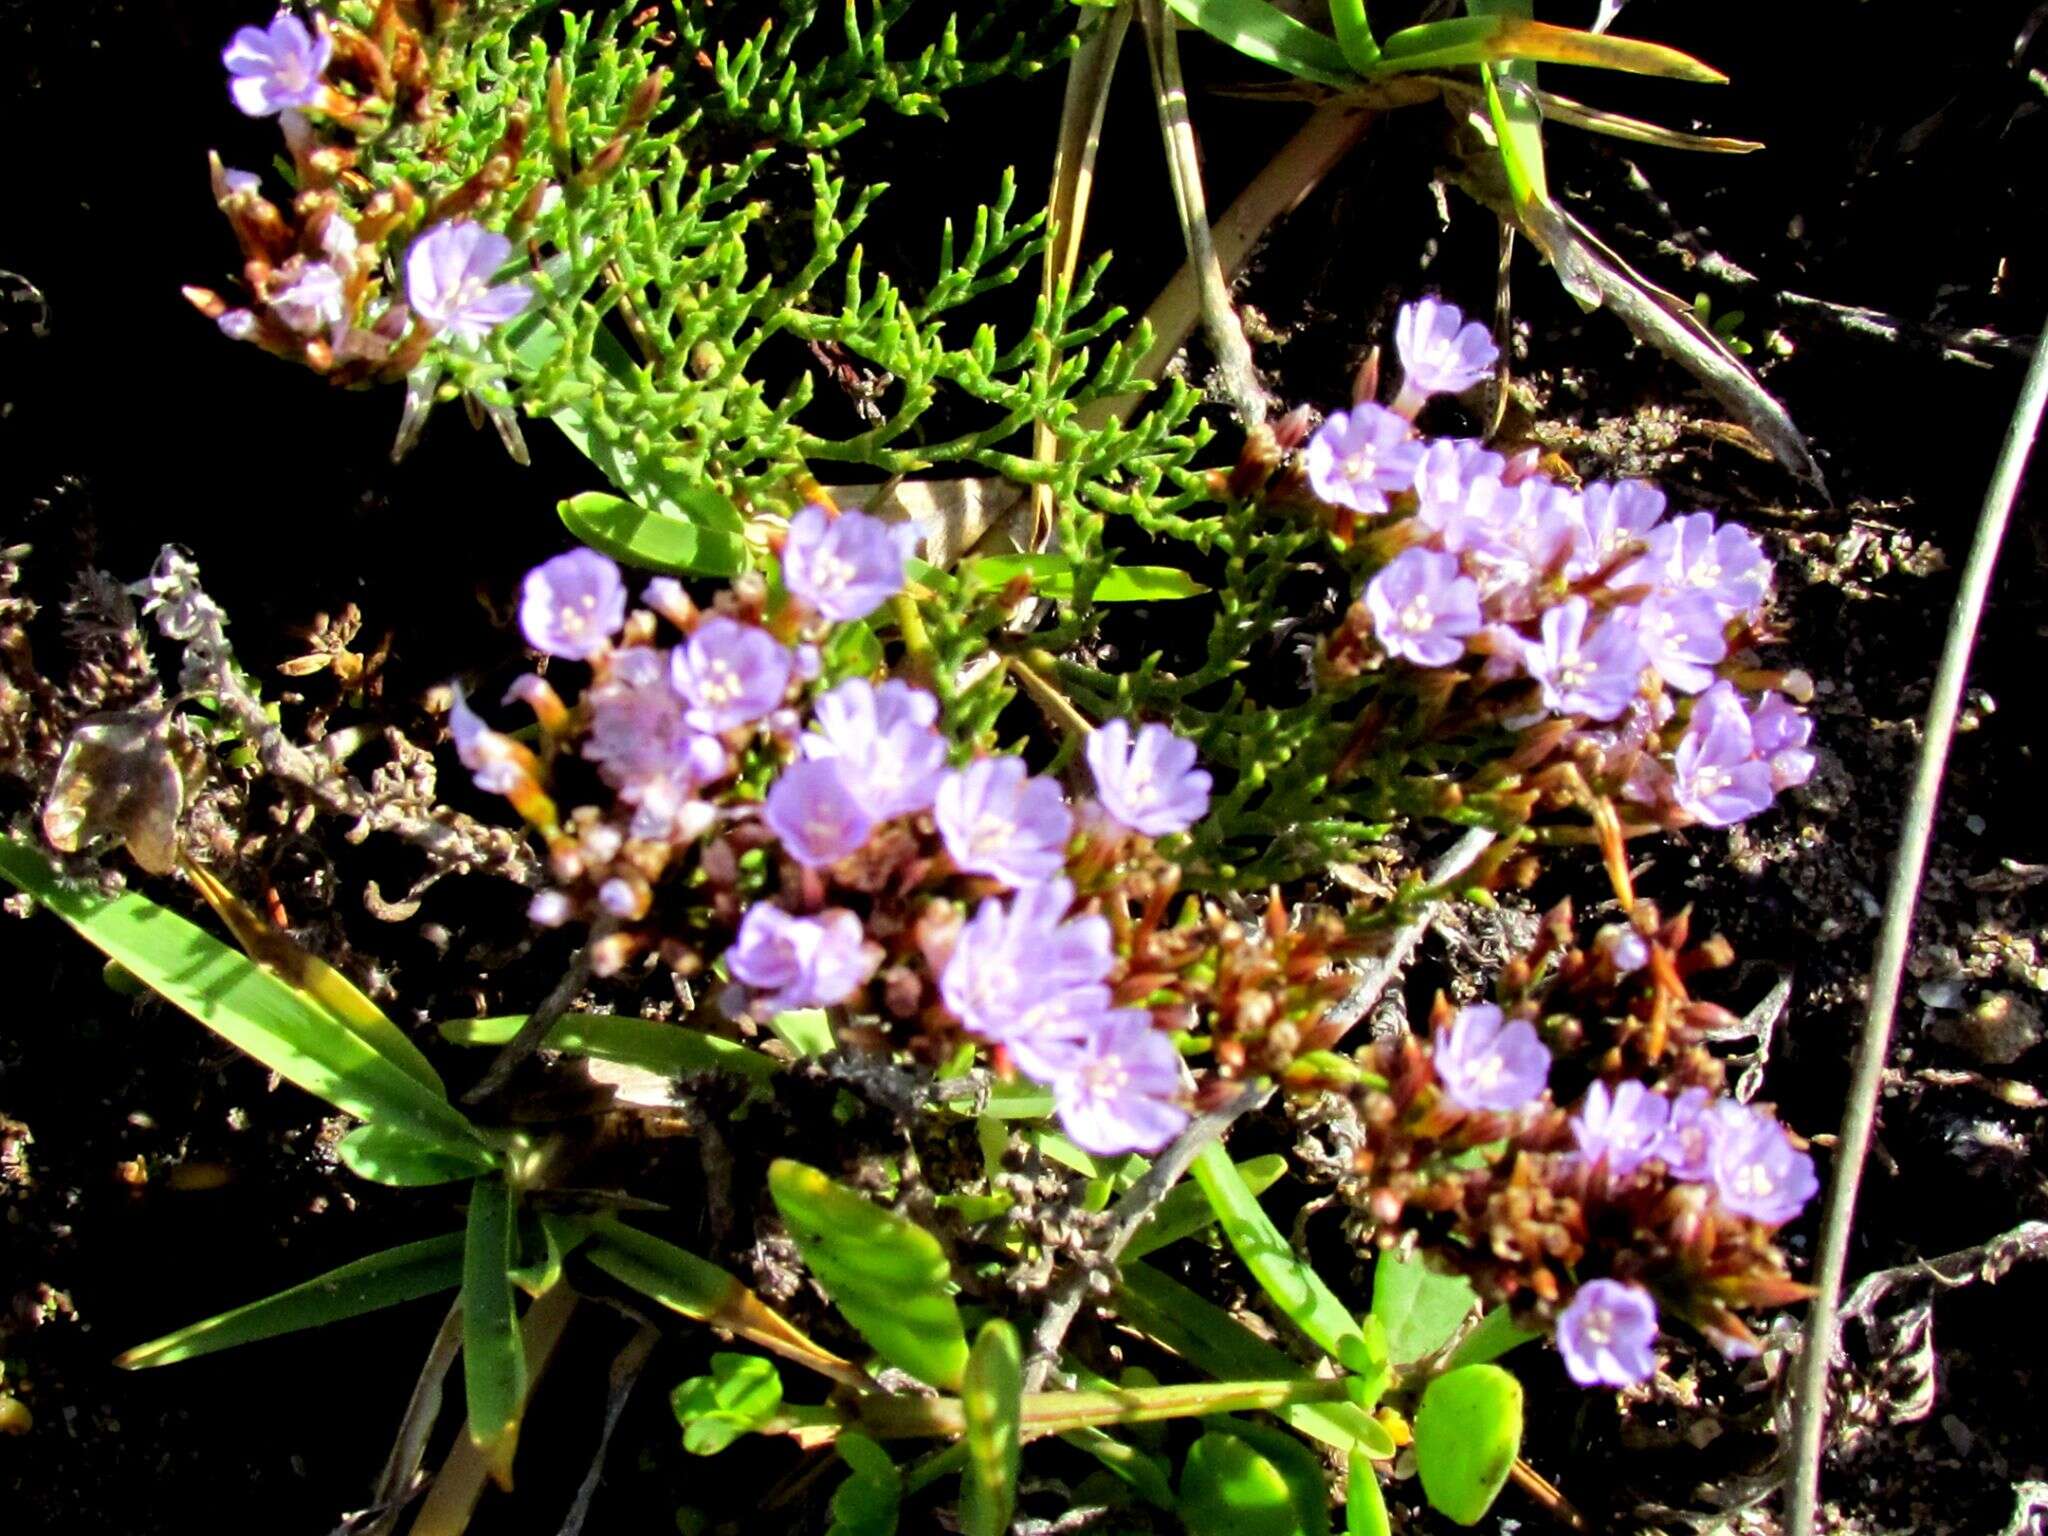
(1163, 0, 1358, 87)
(440, 1013, 778, 1090)
(1327, 0, 1380, 72)
(0, 838, 488, 1162)
(1347, 1450, 1392, 1536)
(1443, 1304, 1541, 1370)
(830, 1432, 903, 1536)
(559, 488, 748, 578)
(1371, 1251, 1477, 1366)
(462, 1176, 526, 1483)
(965, 552, 1209, 602)
(1060, 1425, 1176, 1509)
(1179, 1431, 1308, 1536)
(1211, 1419, 1335, 1536)
(1125, 1153, 1286, 1259)
(1374, 16, 1726, 81)
(1191, 1142, 1366, 1362)
(672, 1353, 784, 1456)
(768, 1160, 970, 1390)
(959, 1321, 1022, 1536)
(768, 1007, 837, 1058)
(337, 1123, 497, 1187)
(1413, 1363, 1523, 1525)
(117, 1233, 464, 1369)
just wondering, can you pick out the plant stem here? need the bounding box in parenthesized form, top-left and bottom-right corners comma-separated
(1783, 310, 2048, 1536)
(820, 1376, 1352, 1442)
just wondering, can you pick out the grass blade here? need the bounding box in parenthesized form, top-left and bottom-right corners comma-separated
(1124, 1153, 1286, 1259)
(440, 1013, 779, 1089)
(0, 838, 489, 1161)
(117, 1233, 464, 1368)
(1375, 17, 1726, 81)
(462, 1177, 527, 1485)
(1164, 0, 1357, 87)
(960, 1321, 1023, 1536)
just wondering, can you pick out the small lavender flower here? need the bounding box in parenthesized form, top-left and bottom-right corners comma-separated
(1653, 1086, 1716, 1180)
(584, 647, 732, 830)
(1619, 589, 1727, 695)
(1595, 924, 1652, 974)
(447, 687, 527, 795)
(940, 878, 1114, 1041)
(1411, 440, 1508, 545)
(1465, 478, 1585, 607)
(801, 678, 947, 821)
(1673, 682, 1775, 826)
(268, 262, 347, 336)
(727, 903, 877, 1014)
(519, 549, 626, 661)
(1619, 511, 1772, 619)
(670, 617, 792, 733)
(1001, 987, 1116, 1083)
(1305, 404, 1426, 516)
(1086, 719, 1212, 837)
(1568, 480, 1667, 579)
(1363, 548, 1483, 668)
(1556, 1280, 1659, 1388)
(1434, 1003, 1551, 1113)
(1748, 691, 1816, 791)
(223, 12, 330, 117)
(1572, 1079, 1671, 1177)
(781, 505, 918, 623)
(405, 222, 534, 345)
(1524, 597, 1646, 722)
(760, 758, 874, 869)
(1705, 1101, 1818, 1225)
(1392, 297, 1499, 413)
(1051, 1009, 1190, 1156)
(935, 756, 1073, 887)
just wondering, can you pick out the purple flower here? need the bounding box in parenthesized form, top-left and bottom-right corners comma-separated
(1464, 478, 1584, 607)
(1556, 1280, 1659, 1388)
(1086, 719, 1212, 837)
(1673, 682, 1775, 826)
(1434, 1003, 1551, 1113)
(1749, 691, 1816, 791)
(1653, 1086, 1716, 1180)
(1572, 1079, 1671, 1177)
(1618, 511, 1771, 619)
(1392, 297, 1498, 413)
(1524, 598, 1646, 722)
(1001, 988, 1116, 1083)
(1705, 1101, 1818, 1225)
(670, 617, 792, 732)
(1363, 548, 1483, 668)
(727, 903, 877, 1014)
(520, 549, 626, 661)
(223, 12, 330, 116)
(935, 756, 1073, 887)
(1596, 924, 1651, 975)
(584, 647, 732, 835)
(268, 262, 347, 336)
(781, 505, 918, 623)
(760, 758, 874, 869)
(405, 222, 534, 345)
(1305, 404, 1426, 516)
(801, 678, 948, 821)
(940, 878, 1114, 1041)
(1618, 589, 1727, 695)
(447, 686, 527, 795)
(1567, 480, 1667, 579)
(1051, 1009, 1189, 1156)
(1411, 441, 1508, 545)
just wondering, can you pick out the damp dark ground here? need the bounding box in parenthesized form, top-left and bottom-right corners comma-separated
(3, 2, 2047, 1533)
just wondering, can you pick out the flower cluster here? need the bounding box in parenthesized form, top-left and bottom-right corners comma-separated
(1324, 900, 1818, 1388)
(450, 510, 1228, 1156)
(1310, 298, 1815, 830)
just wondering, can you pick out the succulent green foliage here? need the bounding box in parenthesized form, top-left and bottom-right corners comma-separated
(1413, 1363, 1524, 1525)
(463, 1175, 529, 1462)
(1180, 1427, 1328, 1536)
(672, 1353, 786, 1455)
(1370, 1250, 1478, 1367)
(958, 1322, 1023, 1536)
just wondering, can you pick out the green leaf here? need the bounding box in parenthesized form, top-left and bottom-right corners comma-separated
(582, 1217, 861, 1385)
(964, 552, 1208, 602)
(1413, 1364, 1523, 1525)
(767, 1007, 837, 1058)
(117, 1233, 463, 1368)
(1059, 1426, 1177, 1510)
(1116, 1264, 1396, 1462)
(440, 1013, 779, 1090)
(1125, 1154, 1287, 1259)
(830, 1433, 902, 1536)
(672, 1353, 785, 1456)
(1373, 16, 1726, 81)
(1346, 1451, 1392, 1536)
(1179, 1431, 1309, 1536)
(768, 1160, 970, 1389)
(559, 488, 749, 578)
(462, 1177, 526, 1475)
(1370, 1251, 1477, 1366)
(0, 837, 489, 1162)
(959, 1321, 1022, 1536)
(1210, 1420, 1334, 1536)
(1191, 1142, 1366, 1362)
(508, 1211, 585, 1298)
(337, 1123, 498, 1187)
(1327, 0, 1380, 71)
(1443, 1304, 1541, 1370)
(1165, 0, 1359, 87)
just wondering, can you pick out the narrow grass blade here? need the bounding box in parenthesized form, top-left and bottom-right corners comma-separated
(1376, 17, 1726, 81)
(581, 1217, 865, 1389)
(0, 838, 489, 1161)
(1347, 1450, 1392, 1536)
(1443, 1303, 1540, 1369)
(117, 1233, 464, 1368)
(1327, 0, 1380, 71)
(1164, 0, 1358, 87)
(965, 553, 1209, 602)
(338, 1124, 498, 1186)
(440, 1013, 779, 1089)
(1523, 85, 1761, 152)
(1190, 1140, 1366, 1361)
(960, 1321, 1022, 1536)
(462, 1177, 527, 1486)
(1125, 1153, 1286, 1259)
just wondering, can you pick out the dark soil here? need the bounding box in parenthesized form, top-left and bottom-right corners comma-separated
(4, 1, 2046, 1533)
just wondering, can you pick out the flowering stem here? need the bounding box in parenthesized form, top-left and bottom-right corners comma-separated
(1784, 308, 2048, 1536)
(1005, 651, 1094, 746)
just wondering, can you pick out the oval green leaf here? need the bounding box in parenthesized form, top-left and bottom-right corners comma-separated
(1180, 1432, 1308, 1536)
(960, 1321, 1022, 1536)
(768, 1159, 969, 1390)
(337, 1123, 497, 1187)
(672, 1353, 784, 1456)
(1370, 1251, 1477, 1366)
(1413, 1363, 1523, 1525)
(559, 489, 748, 578)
